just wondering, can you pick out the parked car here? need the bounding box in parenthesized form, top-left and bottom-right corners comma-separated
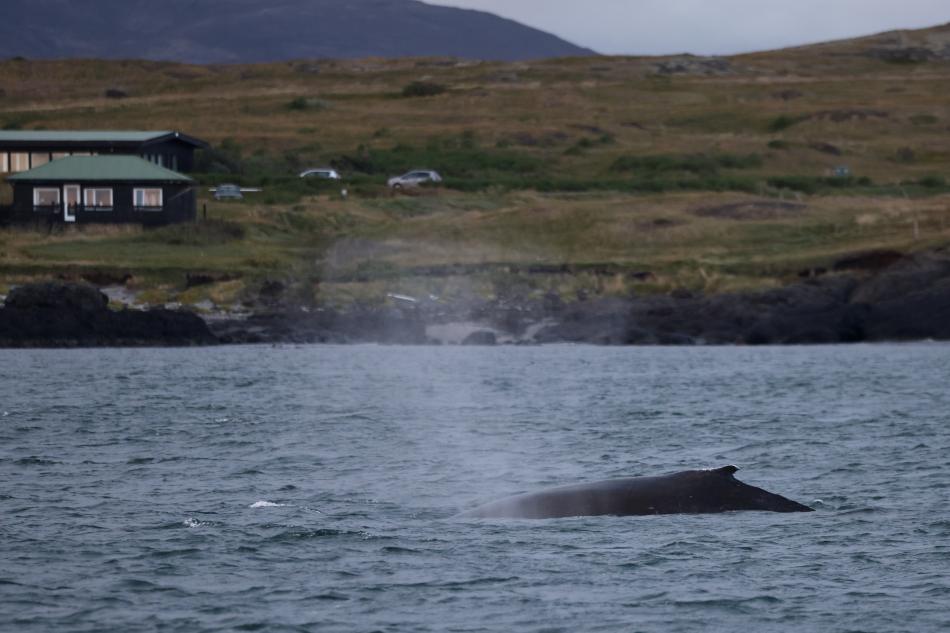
(299, 167, 341, 180)
(212, 183, 243, 200)
(387, 170, 442, 189)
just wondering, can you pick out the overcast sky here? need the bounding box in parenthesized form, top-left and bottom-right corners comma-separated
(428, 0, 950, 55)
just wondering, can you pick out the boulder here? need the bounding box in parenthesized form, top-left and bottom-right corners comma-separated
(462, 330, 497, 346)
(0, 282, 217, 347)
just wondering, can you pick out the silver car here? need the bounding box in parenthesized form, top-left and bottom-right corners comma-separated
(387, 169, 442, 189)
(299, 167, 341, 180)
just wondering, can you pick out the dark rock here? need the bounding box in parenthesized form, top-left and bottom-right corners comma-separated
(462, 330, 497, 346)
(0, 282, 216, 347)
(5, 282, 107, 312)
(653, 56, 733, 76)
(104, 88, 128, 99)
(259, 280, 285, 297)
(868, 47, 936, 63)
(833, 250, 905, 272)
(80, 270, 133, 286)
(186, 273, 217, 288)
(629, 271, 657, 281)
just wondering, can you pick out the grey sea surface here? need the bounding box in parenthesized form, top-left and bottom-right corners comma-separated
(1, 344, 948, 632)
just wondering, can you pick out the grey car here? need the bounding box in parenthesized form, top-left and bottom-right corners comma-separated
(387, 169, 442, 189)
(299, 168, 341, 180)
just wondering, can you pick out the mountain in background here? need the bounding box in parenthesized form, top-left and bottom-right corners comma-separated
(0, 0, 594, 63)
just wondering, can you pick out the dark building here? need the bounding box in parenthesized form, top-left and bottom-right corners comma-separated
(0, 130, 208, 174)
(6, 155, 196, 226)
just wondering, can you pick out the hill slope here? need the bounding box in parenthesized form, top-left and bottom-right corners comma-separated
(1, 23, 950, 311)
(0, 0, 593, 63)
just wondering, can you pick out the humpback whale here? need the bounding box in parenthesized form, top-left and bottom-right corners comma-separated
(456, 466, 813, 519)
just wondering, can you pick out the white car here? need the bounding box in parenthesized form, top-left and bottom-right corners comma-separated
(299, 167, 341, 180)
(387, 170, 442, 189)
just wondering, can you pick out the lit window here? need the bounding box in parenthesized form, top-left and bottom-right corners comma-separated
(10, 153, 29, 172)
(84, 188, 113, 210)
(134, 188, 163, 209)
(31, 153, 50, 168)
(33, 187, 60, 207)
(0, 153, 7, 173)
(51, 152, 69, 161)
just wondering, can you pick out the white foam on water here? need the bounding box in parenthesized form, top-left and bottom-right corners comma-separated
(250, 500, 286, 508)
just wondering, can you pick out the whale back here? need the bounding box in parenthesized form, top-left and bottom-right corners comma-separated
(456, 466, 813, 519)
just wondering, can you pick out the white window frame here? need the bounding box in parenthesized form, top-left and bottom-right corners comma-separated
(0, 153, 7, 173)
(134, 187, 163, 210)
(33, 187, 60, 209)
(84, 188, 114, 210)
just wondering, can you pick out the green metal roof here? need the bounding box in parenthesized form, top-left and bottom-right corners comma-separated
(0, 130, 176, 143)
(7, 156, 195, 183)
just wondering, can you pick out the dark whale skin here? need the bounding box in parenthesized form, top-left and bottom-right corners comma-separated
(456, 466, 814, 519)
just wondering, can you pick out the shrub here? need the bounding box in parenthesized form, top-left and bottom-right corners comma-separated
(910, 114, 939, 126)
(611, 153, 762, 175)
(918, 175, 947, 188)
(287, 97, 329, 111)
(767, 140, 790, 150)
(402, 81, 447, 98)
(767, 114, 807, 132)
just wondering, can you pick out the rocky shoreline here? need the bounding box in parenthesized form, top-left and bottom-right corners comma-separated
(0, 282, 217, 348)
(2, 248, 949, 348)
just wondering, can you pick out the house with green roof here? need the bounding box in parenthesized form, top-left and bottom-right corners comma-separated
(0, 130, 208, 174)
(6, 156, 196, 226)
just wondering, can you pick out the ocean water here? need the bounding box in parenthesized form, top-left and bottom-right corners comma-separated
(1, 344, 948, 632)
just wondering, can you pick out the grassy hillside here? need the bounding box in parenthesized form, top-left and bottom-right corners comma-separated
(2, 25, 950, 308)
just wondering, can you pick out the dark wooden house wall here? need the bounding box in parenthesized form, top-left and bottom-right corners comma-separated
(11, 182, 195, 226)
(139, 140, 197, 172)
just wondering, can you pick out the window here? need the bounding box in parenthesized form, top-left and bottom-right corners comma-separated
(134, 188, 163, 209)
(84, 188, 113, 210)
(10, 153, 29, 172)
(30, 153, 50, 168)
(51, 152, 69, 161)
(0, 153, 7, 173)
(33, 187, 60, 208)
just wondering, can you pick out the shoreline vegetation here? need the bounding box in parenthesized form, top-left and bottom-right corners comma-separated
(2, 23, 950, 344)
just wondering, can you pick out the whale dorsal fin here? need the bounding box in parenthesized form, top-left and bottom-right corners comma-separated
(714, 465, 740, 476)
